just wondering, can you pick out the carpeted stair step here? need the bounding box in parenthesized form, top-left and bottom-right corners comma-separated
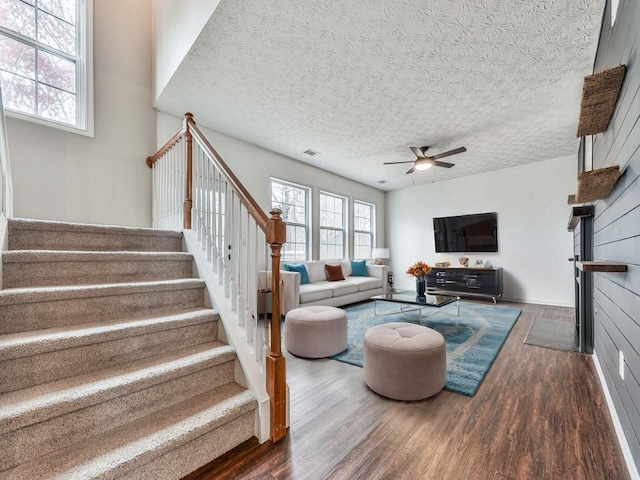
(0, 343, 237, 471)
(8, 218, 183, 252)
(2, 384, 256, 480)
(2, 250, 195, 288)
(0, 309, 219, 393)
(0, 279, 206, 335)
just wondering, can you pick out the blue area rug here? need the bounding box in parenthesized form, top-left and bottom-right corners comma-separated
(331, 300, 521, 396)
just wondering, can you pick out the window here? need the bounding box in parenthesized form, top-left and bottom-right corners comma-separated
(319, 191, 346, 260)
(354, 200, 374, 259)
(611, 0, 620, 26)
(271, 178, 310, 262)
(0, 0, 92, 133)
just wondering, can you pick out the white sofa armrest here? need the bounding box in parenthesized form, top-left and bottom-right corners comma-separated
(280, 270, 300, 314)
(366, 265, 388, 292)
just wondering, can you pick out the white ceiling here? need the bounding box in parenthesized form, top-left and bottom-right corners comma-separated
(156, 0, 605, 191)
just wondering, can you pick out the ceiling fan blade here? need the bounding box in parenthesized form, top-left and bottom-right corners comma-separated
(433, 160, 455, 168)
(384, 161, 415, 165)
(431, 146, 466, 159)
(410, 146, 426, 158)
(406, 167, 415, 174)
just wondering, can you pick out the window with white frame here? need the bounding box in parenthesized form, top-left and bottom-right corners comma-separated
(0, 0, 91, 132)
(271, 178, 310, 262)
(319, 191, 346, 260)
(353, 200, 374, 259)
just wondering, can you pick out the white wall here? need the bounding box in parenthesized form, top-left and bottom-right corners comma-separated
(6, 0, 155, 227)
(387, 155, 577, 306)
(152, 0, 221, 100)
(157, 112, 386, 258)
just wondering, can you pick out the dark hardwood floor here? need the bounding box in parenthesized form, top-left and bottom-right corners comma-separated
(185, 301, 630, 480)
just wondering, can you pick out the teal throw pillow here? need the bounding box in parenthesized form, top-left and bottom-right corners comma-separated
(284, 263, 310, 284)
(351, 260, 368, 277)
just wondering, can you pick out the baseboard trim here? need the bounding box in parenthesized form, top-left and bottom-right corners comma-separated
(500, 297, 574, 308)
(593, 350, 640, 480)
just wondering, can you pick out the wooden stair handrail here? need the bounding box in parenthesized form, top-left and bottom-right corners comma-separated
(188, 120, 269, 230)
(146, 113, 287, 442)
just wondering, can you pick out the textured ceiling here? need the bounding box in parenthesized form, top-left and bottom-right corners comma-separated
(156, 0, 605, 191)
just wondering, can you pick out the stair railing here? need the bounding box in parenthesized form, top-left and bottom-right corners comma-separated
(0, 82, 14, 219)
(146, 113, 286, 442)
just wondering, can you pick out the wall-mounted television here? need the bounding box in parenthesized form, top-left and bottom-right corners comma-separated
(433, 212, 498, 253)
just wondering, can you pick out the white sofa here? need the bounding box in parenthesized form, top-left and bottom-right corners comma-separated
(280, 260, 388, 314)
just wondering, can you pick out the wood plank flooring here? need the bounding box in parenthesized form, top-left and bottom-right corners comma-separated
(184, 302, 630, 480)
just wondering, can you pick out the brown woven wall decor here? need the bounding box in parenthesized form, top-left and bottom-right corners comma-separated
(575, 165, 621, 203)
(576, 65, 626, 137)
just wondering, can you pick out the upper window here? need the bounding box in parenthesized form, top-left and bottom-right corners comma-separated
(353, 200, 374, 259)
(0, 0, 91, 132)
(611, 0, 620, 26)
(271, 178, 310, 262)
(319, 191, 346, 260)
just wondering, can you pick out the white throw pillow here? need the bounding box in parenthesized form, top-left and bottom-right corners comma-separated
(340, 260, 352, 277)
(305, 261, 327, 283)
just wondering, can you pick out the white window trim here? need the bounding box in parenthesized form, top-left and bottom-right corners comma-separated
(353, 199, 375, 260)
(2, 0, 94, 137)
(270, 177, 311, 261)
(319, 190, 347, 260)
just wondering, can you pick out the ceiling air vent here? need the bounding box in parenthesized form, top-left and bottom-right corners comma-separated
(303, 149, 320, 156)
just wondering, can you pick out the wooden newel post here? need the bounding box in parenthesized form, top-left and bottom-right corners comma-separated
(266, 208, 287, 442)
(183, 112, 194, 230)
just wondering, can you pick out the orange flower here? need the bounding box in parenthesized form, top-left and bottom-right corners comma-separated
(406, 261, 431, 279)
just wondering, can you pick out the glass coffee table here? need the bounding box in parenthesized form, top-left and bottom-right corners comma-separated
(370, 290, 460, 320)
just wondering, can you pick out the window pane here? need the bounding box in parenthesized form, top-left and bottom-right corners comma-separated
(38, 9, 75, 55)
(38, 50, 75, 92)
(38, 82, 76, 124)
(0, 0, 36, 38)
(39, 0, 76, 24)
(0, 35, 35, 78)
(0, 70, 35, 114)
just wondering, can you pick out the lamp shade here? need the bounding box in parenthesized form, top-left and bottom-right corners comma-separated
(371, 248, 390, 259)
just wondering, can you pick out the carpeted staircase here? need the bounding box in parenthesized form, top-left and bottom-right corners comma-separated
(0, 218, 256, 479)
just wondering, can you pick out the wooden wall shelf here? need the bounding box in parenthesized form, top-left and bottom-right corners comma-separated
(576, 65, 626, 137)
(567, 205, 594, 231)
(576, 261, 627, 273)
(573, 165, 621, 203)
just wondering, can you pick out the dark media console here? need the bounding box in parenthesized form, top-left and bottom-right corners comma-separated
(426, 267, 503, 303)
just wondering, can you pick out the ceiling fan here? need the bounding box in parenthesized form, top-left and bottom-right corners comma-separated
(384, 146, 467, 174)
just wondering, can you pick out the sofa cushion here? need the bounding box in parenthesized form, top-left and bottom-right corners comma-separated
(314, 280, 359, 297)
(305, 261, 327, 283)
(325, 264, 345, 281)
(340, 260, 352, 277)
(299, 284, 333, 303)
(284, 263, 309, 284)
(351, 260, 368, 276)
(346, 275, 382, 292)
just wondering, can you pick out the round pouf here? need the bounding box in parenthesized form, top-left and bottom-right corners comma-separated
(285, 306, 348, 358)
(364, 322, 446, 400)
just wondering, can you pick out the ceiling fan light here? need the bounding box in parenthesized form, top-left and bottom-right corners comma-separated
(414, 160, 433, 171)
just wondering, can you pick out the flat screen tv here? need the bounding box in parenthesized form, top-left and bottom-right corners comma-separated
(433, 212, 498, 253)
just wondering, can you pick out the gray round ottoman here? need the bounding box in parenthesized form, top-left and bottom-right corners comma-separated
(285, 306, 348, 358)
(364, 322, 446, 400)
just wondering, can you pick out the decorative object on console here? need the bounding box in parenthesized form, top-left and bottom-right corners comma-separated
(325, 264, 345, 281)
(435, 261, 451, 268)
(475, 259, 483, 266)
(371, 248, 390, 265)
(458, 256, 469, 267)
(406, 261, 431, 297)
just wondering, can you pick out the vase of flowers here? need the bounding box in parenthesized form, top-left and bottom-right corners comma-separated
(406, 261, 431, 297)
